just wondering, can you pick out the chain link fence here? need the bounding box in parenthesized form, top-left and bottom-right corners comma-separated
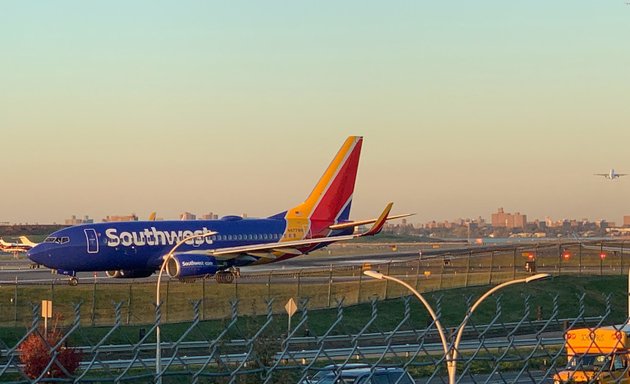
(0, 240, 629, 382)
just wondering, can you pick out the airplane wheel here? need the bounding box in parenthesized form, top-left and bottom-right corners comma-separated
(68, 277, 78, 286)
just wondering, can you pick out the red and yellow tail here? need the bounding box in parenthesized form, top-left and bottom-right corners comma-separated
(281, 136, 363, 240)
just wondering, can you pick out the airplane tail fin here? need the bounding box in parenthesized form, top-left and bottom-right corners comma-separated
(0, 238, 9, 246)
(283, 136, 363, 236)
(19, 236, 37, 247)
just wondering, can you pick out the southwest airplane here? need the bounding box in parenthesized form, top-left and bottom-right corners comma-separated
(28, 136, 410, 285)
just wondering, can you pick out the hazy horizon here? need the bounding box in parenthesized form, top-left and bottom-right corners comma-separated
(2, 1, 629, 225)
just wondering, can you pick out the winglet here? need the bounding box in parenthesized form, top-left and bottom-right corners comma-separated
(148, 212, 157, 221)
(361, 202, 393, 237)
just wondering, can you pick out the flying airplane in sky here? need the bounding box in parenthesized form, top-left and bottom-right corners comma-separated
(594, 169, 627, 180)
(28, 136, 411, 285)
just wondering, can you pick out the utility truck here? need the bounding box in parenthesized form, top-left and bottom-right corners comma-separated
(553, 326, 630, 383)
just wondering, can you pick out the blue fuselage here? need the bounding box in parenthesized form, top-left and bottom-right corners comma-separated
(28, 217, 291, 273)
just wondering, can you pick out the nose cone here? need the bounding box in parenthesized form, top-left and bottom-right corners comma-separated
(27, 244, 49, 266)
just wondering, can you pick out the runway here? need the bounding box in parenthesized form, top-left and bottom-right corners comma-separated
(0, 240, 566, 285)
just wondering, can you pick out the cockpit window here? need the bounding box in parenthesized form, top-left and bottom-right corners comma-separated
(44, 236, 70, 244)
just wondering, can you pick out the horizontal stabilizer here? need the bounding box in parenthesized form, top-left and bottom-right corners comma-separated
(328, 213, 414, 231)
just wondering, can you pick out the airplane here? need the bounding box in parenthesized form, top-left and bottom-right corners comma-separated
(19, 236, 39, 248)
(0, 236, 36, 255)
(594, 169, 627, 180)
(27, 136, 412, 286)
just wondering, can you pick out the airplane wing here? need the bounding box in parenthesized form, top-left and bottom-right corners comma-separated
(176, 203, 396, 260)
(594, 174, 608, 177)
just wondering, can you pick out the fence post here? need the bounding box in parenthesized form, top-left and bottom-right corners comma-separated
(267, 271, 272, 300)
(91, 277, 97, 326)
(384, 262, 391, 299)
(127, 283, 132, 325)
(512, 248, 517, 279)
(622, 241, 625, 275)
(579, 242, 583, 275)
(414, 256, 421, 291)
(165, 280, 170, 322)
(297, 269, 302, 299)
(202, 277, 206, 321)
(489, 251, 494, 285)
(465, 251, 471, 287)
(599, 240, 604, 276)
(14, 276, 18, 327)
(327, 264, 333, 308)
(558, 243, 562, 275)
(50, 277, 55, 303)
(357, 266, 363, 304)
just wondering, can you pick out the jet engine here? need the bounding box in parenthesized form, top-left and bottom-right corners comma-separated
(105, 269, 155, 279)
(166, 254, 219, 279)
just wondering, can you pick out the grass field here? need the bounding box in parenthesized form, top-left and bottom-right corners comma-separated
(0, 274, 626, 347)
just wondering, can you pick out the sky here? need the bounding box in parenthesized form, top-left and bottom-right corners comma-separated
(1, 1, 629, 225)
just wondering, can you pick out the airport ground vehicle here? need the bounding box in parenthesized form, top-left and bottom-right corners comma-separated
(301, 364, 414, 384)
(553, 326, 630, 384)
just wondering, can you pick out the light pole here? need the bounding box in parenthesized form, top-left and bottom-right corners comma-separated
(449, 273, 549, 384)
(364, 270, 450, 360)
(156, 231, 215, 384)
(363, 270, 549, 384)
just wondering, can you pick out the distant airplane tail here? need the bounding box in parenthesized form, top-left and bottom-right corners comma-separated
(280, 136, 363, 238)
(0, 238, 9, 246)
(19, 236, 38, 247)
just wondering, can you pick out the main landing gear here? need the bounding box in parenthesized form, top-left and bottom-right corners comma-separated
(215, 268, 240, 284)
(68, 277, 79, 286)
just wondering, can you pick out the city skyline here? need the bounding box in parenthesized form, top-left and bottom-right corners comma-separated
(4, 207, 628, 230)
(2, 1, 629, 224)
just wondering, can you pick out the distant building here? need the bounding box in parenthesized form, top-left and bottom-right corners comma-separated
(180, 212, 196, 220)
(624, 216, 630, 227)
(491, 208, 527, 229)
(102, 214, 138, 222)
(200, 212, 219, 220)
(65, 215, 94, 225)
